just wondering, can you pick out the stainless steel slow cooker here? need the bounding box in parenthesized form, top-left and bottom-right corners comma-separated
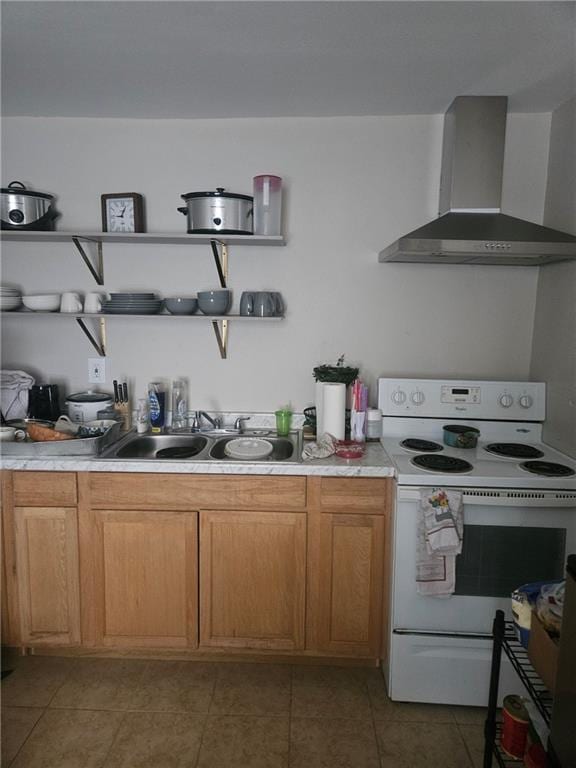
(1, 181, 60, 231)
(178, 188, 253, 234)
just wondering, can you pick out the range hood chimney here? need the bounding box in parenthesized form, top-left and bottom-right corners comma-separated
(379, 96, 576, 266)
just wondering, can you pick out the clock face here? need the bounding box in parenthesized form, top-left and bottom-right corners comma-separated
(106, 197, 135, 232)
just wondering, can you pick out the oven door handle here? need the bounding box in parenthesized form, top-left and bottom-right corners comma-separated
(397, 486, 576, 507)
(393, 628, 492, 640)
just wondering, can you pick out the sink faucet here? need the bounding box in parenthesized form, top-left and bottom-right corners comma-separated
(192, 411, 221, 431)
(234, 416, 251, 433)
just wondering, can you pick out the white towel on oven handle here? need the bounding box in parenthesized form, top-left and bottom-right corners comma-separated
(421, 488, 463, 556)
(417, 488, 464, 597)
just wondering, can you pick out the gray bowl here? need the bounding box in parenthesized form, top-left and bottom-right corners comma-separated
(165, 297, 198, 315)
(197, 290, 231, 315)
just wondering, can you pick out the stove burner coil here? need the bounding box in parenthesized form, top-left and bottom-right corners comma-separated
(520, 461, 576, 478)
(401, 439, 443, 453)
(411, 454, 473, 474)
(485, 443, 544, 459)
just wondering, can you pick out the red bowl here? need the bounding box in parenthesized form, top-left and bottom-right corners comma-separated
(335, 440, 365, 459)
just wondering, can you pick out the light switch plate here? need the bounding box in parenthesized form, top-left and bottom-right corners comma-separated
(88, 357, 106, 384)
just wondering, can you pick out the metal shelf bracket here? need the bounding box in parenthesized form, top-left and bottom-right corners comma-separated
(211, 319, 228, 359)
(210, 240, 228, 288)
(72, 236, 104, 285)
(76, 317, 107, 357)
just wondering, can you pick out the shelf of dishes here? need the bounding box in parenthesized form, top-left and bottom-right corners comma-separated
(1, 310, 283, 360)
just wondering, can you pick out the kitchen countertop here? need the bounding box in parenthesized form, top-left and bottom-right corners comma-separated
(0, 442, 396, 477)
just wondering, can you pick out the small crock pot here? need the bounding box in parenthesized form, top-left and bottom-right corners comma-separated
(443, 424, 480, 449)
(177, 188, 253, 234)
(65, 391, 114, 423)
(1, 181, 60, 231)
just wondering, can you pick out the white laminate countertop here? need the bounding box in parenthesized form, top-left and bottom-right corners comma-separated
(0, 442, 396, 477)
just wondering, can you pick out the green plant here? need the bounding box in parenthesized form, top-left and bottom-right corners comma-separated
(313, 355, 359, 385)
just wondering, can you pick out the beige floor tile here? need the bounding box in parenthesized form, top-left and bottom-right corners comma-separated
(1, 707, 44, 766)
(210, 663, 291, 716)
(1, 656, 75, 707)
(375, 721, 473, 768)
(103, 711, 205, 768)
(368, 677, 455, 723)
(291, 665, 372, 720)
(451, 707, 487, 725)
(290, 717, 380, 768)
(458, 724, 485, 768)
(10, 708, 124, 768)
(197, 715, 289, 768)
(132, 660, 217, 713)
(50, 658, 149, 710)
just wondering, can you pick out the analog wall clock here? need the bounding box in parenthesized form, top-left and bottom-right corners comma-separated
(101, 193, 145, 233)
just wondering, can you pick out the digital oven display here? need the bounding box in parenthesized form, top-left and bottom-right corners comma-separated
(441, 385, 481, 404)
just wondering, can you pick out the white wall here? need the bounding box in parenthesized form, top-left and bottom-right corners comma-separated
(531, 98, 576, 456)
(1, 114, 548, 412)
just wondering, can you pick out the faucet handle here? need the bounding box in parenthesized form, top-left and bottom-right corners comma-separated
(234, 416, 250, 432)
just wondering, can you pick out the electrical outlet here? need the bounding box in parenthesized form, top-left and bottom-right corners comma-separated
(88, 357, 106, 384)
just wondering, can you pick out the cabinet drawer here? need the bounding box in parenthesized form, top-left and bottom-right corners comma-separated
(88, 473, 307, 510)
(13, 472, 77, 507)
(317, 477, 391, 513)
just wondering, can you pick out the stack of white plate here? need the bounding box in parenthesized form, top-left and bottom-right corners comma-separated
(102, 293, 162, 315)
(0, 285, 22, 311)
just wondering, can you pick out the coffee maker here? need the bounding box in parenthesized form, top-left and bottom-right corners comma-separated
(28, 384, 60, 421)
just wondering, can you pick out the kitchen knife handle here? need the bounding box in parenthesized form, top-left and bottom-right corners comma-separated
(113, 380, 119, 404)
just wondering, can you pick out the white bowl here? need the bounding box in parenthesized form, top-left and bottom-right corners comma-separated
(22, 294, 61, 312)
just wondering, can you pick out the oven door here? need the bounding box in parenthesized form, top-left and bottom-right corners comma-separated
(386, 486, 576, 705)
(393, 486, 576, 634)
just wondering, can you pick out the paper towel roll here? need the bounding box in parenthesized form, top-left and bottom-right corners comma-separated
(322, 382, 346, 440)
(315, 381, 325, 437)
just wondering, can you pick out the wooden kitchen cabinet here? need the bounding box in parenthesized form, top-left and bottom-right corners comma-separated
(199, 509, 307, 650)
(78, 474, 198, 648)
(2, 471, 81, 646)
(306, 477, 392, 657)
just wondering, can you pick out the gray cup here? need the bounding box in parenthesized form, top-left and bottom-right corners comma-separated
(240, 291, 256, 316)
(271, 292, 284, 316)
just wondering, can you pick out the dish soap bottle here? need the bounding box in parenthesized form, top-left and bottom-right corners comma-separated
(148, 382, 165, 433)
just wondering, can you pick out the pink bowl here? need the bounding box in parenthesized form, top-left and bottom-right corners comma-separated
(335, 440, 365, 459)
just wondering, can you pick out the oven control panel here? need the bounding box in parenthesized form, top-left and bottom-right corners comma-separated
(378, 378, 546, 421)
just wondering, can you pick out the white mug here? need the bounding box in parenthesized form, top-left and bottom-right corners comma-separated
(83, 292, 104, 313)
(0, 426, 26, 442)
(60, 292, 83, 313)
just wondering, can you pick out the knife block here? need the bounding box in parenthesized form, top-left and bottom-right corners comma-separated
(114, 402, 131, 432)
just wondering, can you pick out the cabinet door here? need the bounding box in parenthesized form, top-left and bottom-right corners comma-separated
(314, 513, 385, 657)
(14, 506, 81, 646)
(80, 508, 197, 649)
(200, 510, 306, 650)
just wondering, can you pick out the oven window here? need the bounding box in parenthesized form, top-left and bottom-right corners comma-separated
(455, 525, 566, 597)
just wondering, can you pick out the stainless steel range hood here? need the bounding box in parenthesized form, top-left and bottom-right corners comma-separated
(379, 96, 576, 266)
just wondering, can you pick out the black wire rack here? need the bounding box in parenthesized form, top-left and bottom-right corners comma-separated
(483, 610, 555, 768)
(500, 620, 554, 724)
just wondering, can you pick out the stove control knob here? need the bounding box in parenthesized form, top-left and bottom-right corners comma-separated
(411, 390, 425, 405)
(499, 393, 514, 408)
(519, 394, 533, 409)
(391, 389, 406, 405)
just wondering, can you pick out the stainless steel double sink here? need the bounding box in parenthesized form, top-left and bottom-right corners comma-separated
(101, 430, 301, 463)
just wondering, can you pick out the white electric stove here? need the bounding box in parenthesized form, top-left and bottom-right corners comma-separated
(378, 378, 576, 706)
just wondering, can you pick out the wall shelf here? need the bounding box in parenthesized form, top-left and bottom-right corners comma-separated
(1, 311, 284, 359)
(1, 230, 286, 358)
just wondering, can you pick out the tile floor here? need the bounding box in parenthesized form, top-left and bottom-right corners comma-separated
(1, 655, 486, 767)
